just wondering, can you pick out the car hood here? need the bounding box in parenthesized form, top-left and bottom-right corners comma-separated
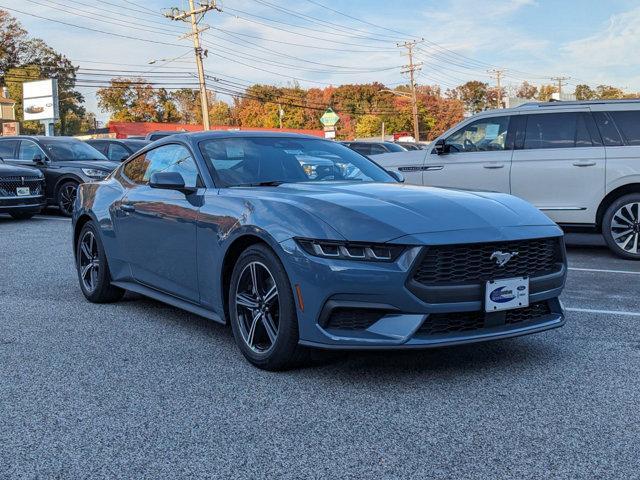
(246, 182, 559, 243)
(54, 160, 119, 171)
(0, 163, 43, 177)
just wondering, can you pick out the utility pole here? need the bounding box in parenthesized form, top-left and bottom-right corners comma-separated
(487, 68, 506, 108)
(165, 1, 221, 131)
(278, 103, 284, 129)
(397, 39, 423, 142)
(551, 76, 571, 96)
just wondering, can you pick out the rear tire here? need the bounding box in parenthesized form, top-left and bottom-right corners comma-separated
(75, 222, 125, 303)
(602, 193, 640, 260)
(9, 212, 35, 220)
(228, 244, 304, 370)
(57, 181, 78, 217)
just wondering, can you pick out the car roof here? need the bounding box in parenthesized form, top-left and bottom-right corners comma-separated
(0, 135, 82, 142)
(170, 131, 324, 142)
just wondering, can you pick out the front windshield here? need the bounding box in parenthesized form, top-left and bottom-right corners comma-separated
(199, 137, 395, 187)
(39, 139, 109, 161)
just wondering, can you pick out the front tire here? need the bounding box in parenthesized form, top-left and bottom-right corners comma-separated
(75, 222, 125, 303)
(57, 181, 78, 217)
(228, 244, 301, 370)
(602, 193, 640, 260)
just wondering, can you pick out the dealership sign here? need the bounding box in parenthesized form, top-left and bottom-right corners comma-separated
(23, 79, 59, 121)
(320, 108, 339, 127)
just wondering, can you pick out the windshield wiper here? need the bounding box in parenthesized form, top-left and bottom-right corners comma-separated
(231, 180, 286, 187)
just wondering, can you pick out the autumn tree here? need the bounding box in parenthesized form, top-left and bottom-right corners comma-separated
(595, 85, 625, 99)
(355, 114, 382, 138)
(537, 84, 557, 101)
(517, 81, 538, 99)
(447, 81, 489, 114)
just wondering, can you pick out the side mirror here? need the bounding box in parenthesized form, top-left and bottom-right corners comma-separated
(149, 171, 196, 194)
(33, 154, 48, 165)
(388, 170, 405, 183)
(434, 139, 448, 155)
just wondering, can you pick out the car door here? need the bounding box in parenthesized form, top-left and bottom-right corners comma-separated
(15, 140, 58, 200)
(114, 143, 202, 301)
(422, 114, 512, 193)
(510, 111, 605, 225)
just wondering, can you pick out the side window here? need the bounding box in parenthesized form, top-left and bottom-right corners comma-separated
(445, 116, 510, 152)
(523, 113, 593, 149)
(123, 153, 150, 185)
(350, 144, 371, 156)
(0, 139, 19, 159)
(108, 143, 130, 162)
(593, 112, 623, 147)
(369, 144, 387, 155)
(143, 144, 199, 188)
(88, 142, 108, 155)
(609, 111, 640, 146)
(18, 141, 44, 161)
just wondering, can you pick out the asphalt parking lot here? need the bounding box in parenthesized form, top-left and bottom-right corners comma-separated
(1, 213, 639, 479)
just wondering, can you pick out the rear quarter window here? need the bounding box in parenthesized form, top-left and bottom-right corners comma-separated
(0, 139, 18, 158)
(610, 111, 640, 146)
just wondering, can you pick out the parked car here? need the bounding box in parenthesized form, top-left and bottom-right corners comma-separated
(85, 138, 150, 162)
(0, 136, 119, 216)
(396, 142, 424, 151)
(341, 141, 407, 156)
(72, 131, 566, 370)
(374, 99, 640, 259)
(0, 157, 46, 219)
(145, 131, 182, 142)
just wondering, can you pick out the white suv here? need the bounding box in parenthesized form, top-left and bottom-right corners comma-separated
(375, 100, 640, 259)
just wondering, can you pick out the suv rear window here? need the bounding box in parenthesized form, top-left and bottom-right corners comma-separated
(610, 111, 640, 146)
(523, 113, 593, 149)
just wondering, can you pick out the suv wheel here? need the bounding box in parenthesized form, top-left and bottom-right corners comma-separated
(228, 244, 303, 370)
(75, 222, 125, 302)
(57, 181, 78, 217)
(602, 193, 640, 260)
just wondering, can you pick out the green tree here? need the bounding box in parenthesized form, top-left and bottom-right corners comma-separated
(574, 84, 595, 100)
(447, 81, 489, 114)
(355, 114, 382, 138)
(97, 78, 159, 122)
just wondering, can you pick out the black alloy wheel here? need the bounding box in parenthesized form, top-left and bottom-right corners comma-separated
(603, 193, 640, 260)
(57, 181, 78, 217)
(229, 244, 303, 370)
(75, 222, 125, 303)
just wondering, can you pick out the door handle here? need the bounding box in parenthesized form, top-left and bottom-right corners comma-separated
(423, 165, 444, 171)
(120, 204, 136, 212)
(573, 161, 596, 167)
(483, 163, 505, 169)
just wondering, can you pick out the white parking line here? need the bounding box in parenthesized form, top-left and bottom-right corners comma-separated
(568, 267, 640, 275)
(566, 307, 640, 317)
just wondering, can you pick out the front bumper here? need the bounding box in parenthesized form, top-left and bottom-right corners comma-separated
(0, 195, 46, 213)
(280, 234, 566, 349)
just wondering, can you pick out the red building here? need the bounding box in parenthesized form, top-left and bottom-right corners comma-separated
(108, 122, 324, 139)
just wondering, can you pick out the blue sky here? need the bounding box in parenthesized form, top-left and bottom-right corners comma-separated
(5, 0, 640, 122)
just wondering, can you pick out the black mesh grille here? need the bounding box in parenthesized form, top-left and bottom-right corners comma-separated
(417, 311, 485, 336)
(506, 302, 551, 325)
(0, 176, 44, 197)
(417, 301, 553, 336)
(413, 238, 562, 286)
(325, 308, 387, 330)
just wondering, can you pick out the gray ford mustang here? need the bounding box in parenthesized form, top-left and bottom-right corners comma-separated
(72, 132, 567, 370)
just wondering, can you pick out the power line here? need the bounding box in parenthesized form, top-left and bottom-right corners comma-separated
(165, 0, 222, 131)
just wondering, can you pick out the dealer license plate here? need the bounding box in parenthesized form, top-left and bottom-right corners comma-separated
(485, 276, 529, 312)
(16, 187, 30, 196)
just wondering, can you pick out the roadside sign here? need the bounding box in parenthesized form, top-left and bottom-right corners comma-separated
(324, 130, 336, 139)
(320, 108, 339, 127)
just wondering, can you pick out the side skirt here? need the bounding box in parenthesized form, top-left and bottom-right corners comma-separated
(112, 281, 225, 324)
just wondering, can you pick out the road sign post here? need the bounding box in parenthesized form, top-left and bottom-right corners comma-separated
(320, 108, 339, 140)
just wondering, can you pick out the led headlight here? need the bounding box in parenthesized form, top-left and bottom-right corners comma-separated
(296, 238, 404, 262)
(82, 168, 108, 178)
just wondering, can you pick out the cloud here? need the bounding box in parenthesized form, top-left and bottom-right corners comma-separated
(561, 6, 640, 68)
